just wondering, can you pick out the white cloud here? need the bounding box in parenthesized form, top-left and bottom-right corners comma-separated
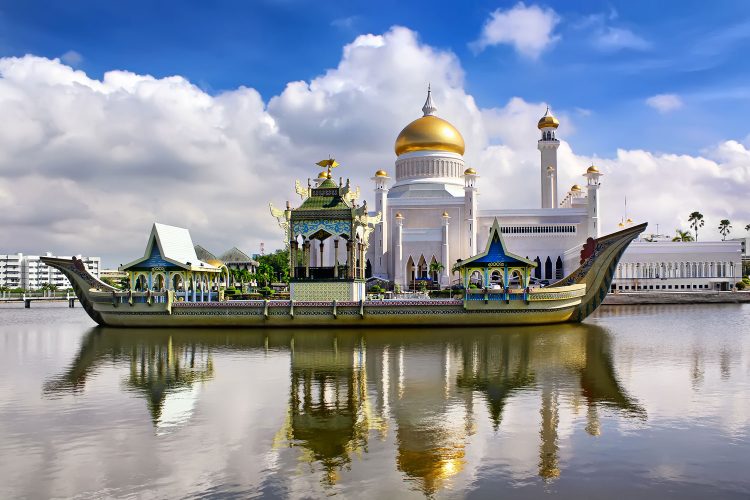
(595, 26, 650, 51)
(472, 2, 560, 59)
(646, 93, 684, 113)
(60, 50, 83, 66)
(0, 27, 748, 266)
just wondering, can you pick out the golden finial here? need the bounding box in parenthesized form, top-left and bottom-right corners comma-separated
(316, 157, 339, 179)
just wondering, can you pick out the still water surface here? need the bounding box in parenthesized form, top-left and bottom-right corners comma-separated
(0, 303, 749, 499)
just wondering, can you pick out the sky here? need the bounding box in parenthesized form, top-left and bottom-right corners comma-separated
(1, 0, 749, 266)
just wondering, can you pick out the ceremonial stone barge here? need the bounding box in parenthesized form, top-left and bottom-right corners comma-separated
(41, 160, 645, 327)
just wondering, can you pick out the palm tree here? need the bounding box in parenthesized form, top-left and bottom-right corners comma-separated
(718, 219, 732, 241)
(672, 229, 694, 242)
(688, 212, 704, 241)
(428, 261, 444, 283)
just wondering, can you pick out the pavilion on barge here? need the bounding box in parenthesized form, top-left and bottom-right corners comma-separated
(119, 223, 227, 302)
(270, 160, 381, 302)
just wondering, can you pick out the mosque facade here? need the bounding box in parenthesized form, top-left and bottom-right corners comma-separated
(367, 89, 601, 288)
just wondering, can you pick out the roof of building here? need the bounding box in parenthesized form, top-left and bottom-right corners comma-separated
(537, 106, 559, 129)
(194, 244, 218, 262)
(219, 247, 258, 265)
(454, 219, 536, 269)
(120, 223, 220, 272)
(394, 87, 465, 157)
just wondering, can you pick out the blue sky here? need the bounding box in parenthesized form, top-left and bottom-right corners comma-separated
(1, 1, 749, 262)
(3, 0, 750, 157)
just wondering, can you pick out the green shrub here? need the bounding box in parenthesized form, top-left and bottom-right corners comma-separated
(468, 283, 478, 289)
(370, 285, 384, 294)
(736, 281, 747, 290)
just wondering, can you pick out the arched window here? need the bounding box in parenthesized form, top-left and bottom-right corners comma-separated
(545, 257, 553, 280)
(555, 257, 563, 280)
(534, 257, 542, 279)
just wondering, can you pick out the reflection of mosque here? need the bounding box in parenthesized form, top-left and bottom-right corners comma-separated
(45, 325, 643, 492)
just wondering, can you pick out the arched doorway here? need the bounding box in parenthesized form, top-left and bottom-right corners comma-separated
(555, 257, 563, 280)
(534, 257, 542, 279)
(544, 257, 552, 280)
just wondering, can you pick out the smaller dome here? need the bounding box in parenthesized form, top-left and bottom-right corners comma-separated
(537, 106, 559, 129)
(586, 165, 600, 174)
(571, 184, 582, 192)
(375, 169, 388, 177)
(442, 211, 450, 217)
(395, 212, 404, 219)
(626, 218, 633, 223)
(464, 167, 477, 175)
(618, 222, 625, 228)
(317, 170, 329, 179)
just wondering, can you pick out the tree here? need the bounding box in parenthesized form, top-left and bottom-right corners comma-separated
(429, 261, 444, 282)
(745, 223, 750, 233)
(257, 249, 290, 284)
(688, 212, 704, 241)
(718, 219, 732, 241)
(672, 230, 694, 242)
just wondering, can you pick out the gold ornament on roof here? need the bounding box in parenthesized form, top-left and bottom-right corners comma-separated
(316, 158, 339, 179)
(317, 170, 329, 179)
(571, 184, 582, 192)
(586, 165, 600, 174)
(375, 169, 388, 177)
(464, 167, 477, 175)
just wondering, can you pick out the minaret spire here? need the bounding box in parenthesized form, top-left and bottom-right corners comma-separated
(422, 84, 437, 116)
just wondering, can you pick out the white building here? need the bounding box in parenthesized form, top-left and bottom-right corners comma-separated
(366, 89, 600, 288)
(0, 252, 101, 290)
(612, 237, 743, 292)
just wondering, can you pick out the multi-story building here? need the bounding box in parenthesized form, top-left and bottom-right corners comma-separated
(0, 252, 101, 290)
(611, 237, 742, 292)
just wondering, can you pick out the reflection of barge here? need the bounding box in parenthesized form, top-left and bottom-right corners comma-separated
(41, 217, 645, 327)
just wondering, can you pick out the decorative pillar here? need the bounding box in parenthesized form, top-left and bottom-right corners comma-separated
(346, 240, 354, 279)
(290, 240, 298, 279)
(319, 241, 324, 267)
(304, 240, 310, 278)
(394, 213, 404, 288)
(333, 239, 339, 278)
(441, 211, 451, 287)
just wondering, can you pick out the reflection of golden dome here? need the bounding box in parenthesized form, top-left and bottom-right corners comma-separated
(570, 185, 582, 192)
(375, 169, 388, 177)
(464, 167, 476, 175)
(537, 106, 559, 129)
(206, 259, 224, 268)
(395, 116, 465, 156)
(586, 165, 600, 174)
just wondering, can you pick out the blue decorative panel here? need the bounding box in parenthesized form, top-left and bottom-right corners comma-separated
(292, 220, 351, 239)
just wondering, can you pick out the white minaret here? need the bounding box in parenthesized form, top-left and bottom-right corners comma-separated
(394, 213, 404, 289)
(584, 165, 603, 237)
(441, 211, 451, 286)
(537, 106, 560, 209)
(371, 169, 390, 278)
(463, 168, 478, 257)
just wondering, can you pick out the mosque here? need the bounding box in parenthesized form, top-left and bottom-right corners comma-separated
(365, 88, 602, 288)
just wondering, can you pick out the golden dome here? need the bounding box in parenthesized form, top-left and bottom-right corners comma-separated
(375, 169, 388, 177)
(626, 218, 633, 223)
(464, 167, 477, 175)
(586, 165, 600, 174)
(395, 115, 465, 156)
(395, 212, 404, 219)
(442, 211, 450, 217)
(571, 184, 582, 192)
(317, 170, 329, 179)
(537, 106, 559, 129)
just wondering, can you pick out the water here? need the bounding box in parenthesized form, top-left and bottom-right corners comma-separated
(1, 303, 749, 499)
